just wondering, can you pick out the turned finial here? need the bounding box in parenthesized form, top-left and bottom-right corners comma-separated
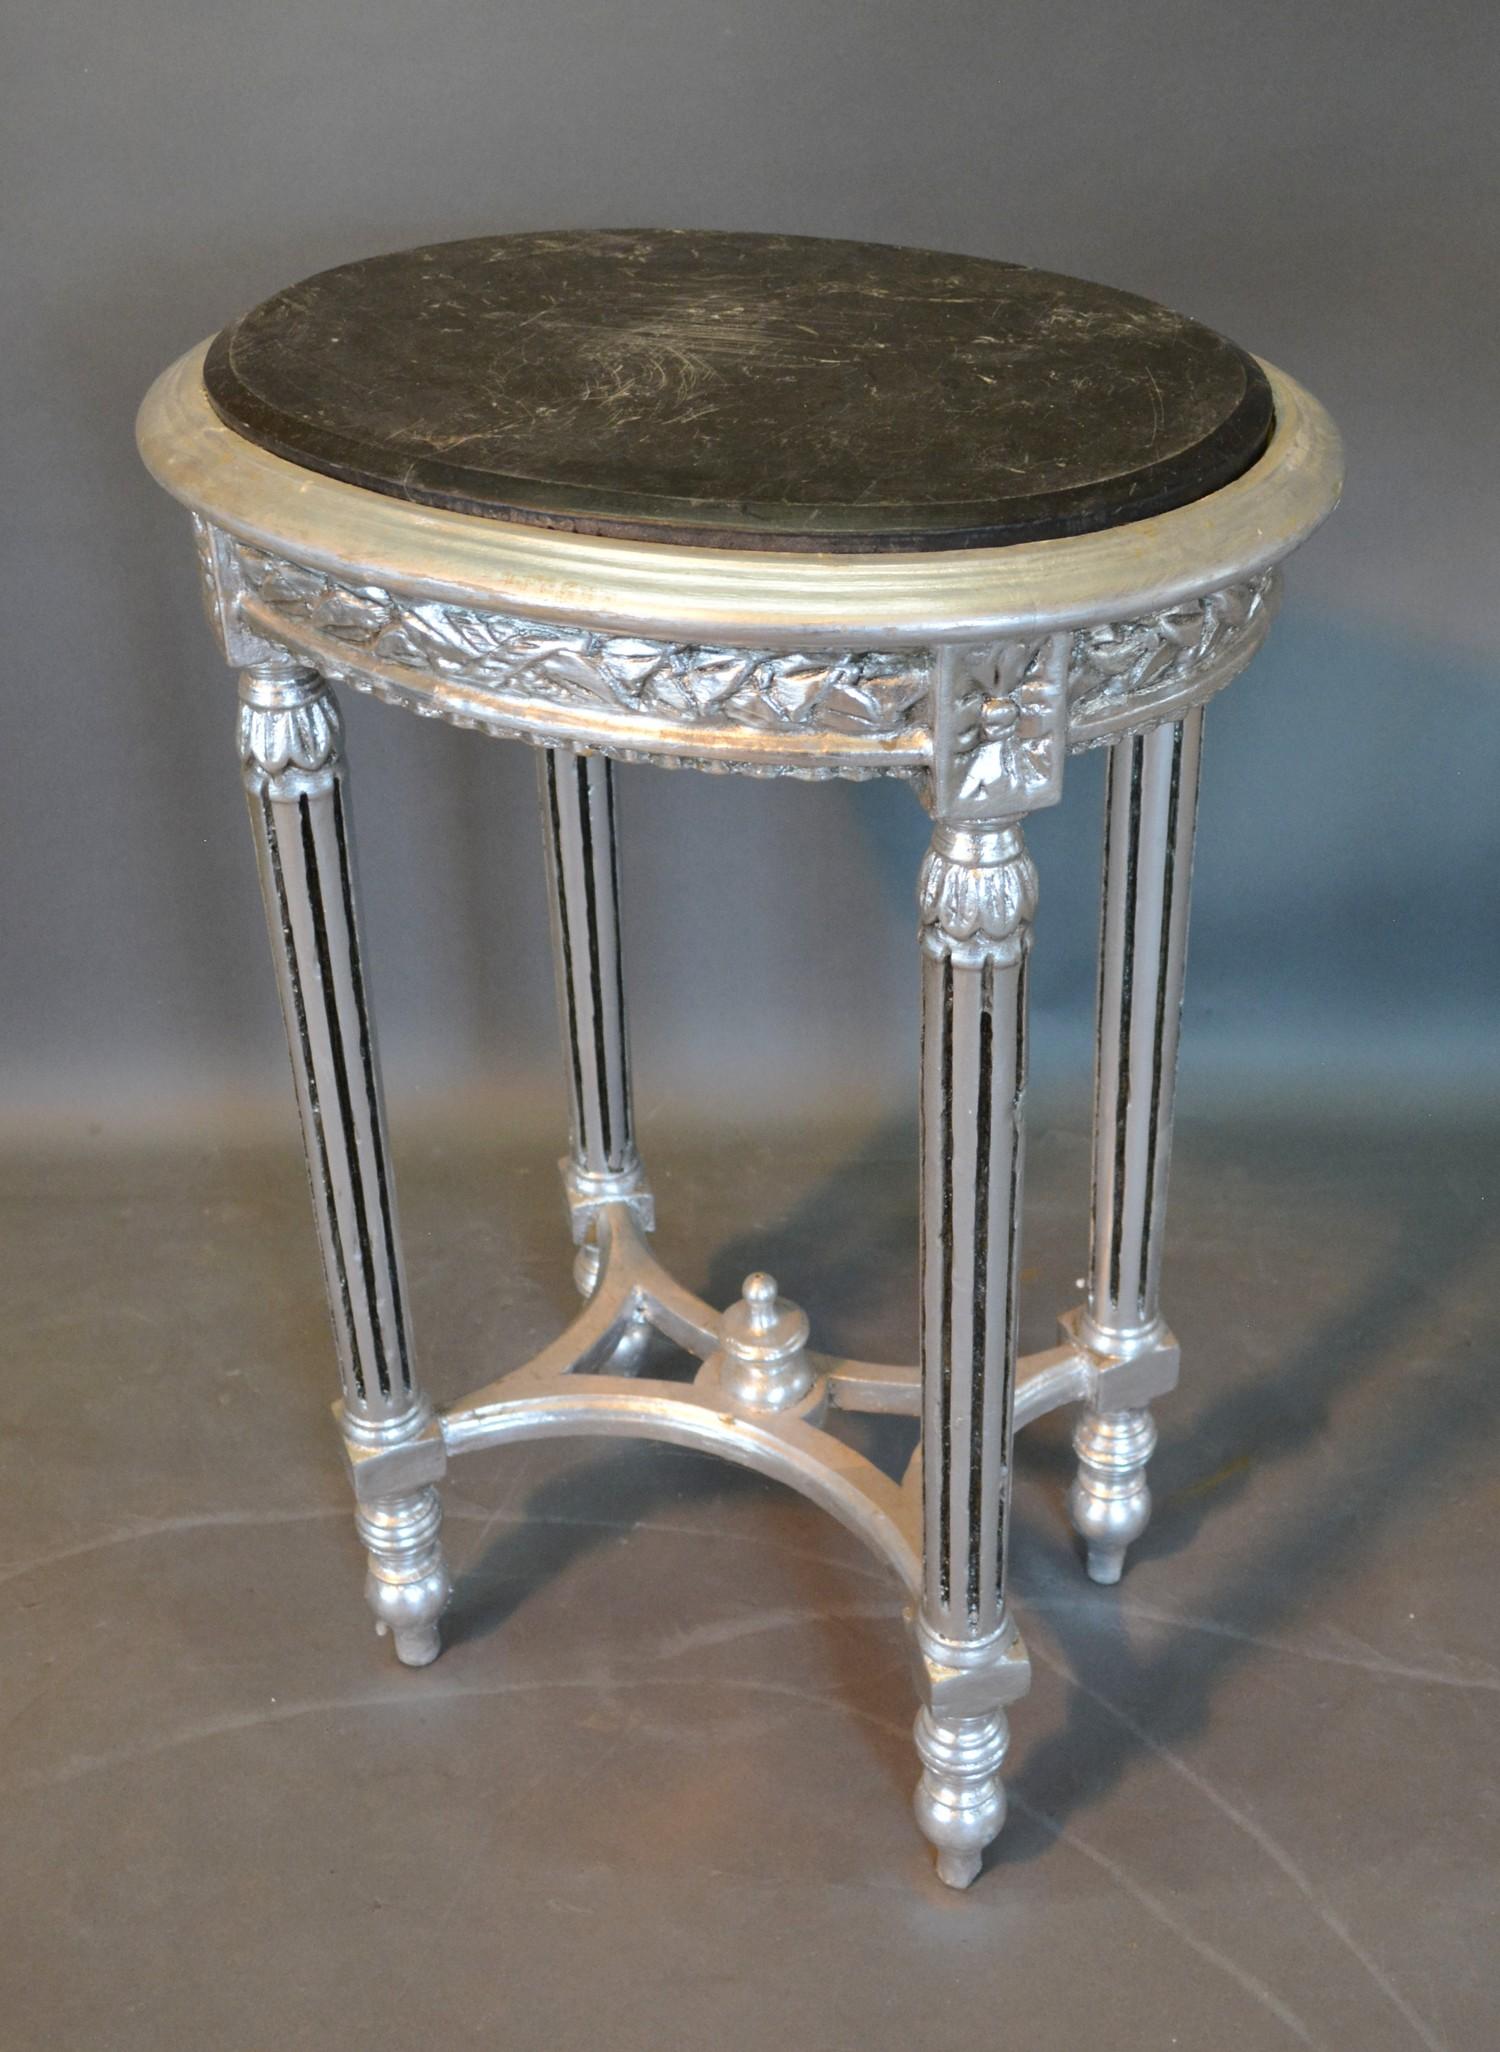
(711, 1272, 818, 1417)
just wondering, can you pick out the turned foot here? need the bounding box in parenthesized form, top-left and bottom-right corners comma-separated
(357, 1487, 451, 1666)
(913, 1706, 1010, 1890)
(1069, 1406, 1157, 1584)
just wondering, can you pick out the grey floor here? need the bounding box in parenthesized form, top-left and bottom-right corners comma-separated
(2, 1101, 1496, 2051)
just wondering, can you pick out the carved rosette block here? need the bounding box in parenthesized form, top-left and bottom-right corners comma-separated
(929, 635, 1069, 822)
(239, 662, 451, 1663)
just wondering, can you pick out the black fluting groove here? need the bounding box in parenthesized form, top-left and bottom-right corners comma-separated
(938, 957, 955, 1612)
(966, 959, 993, 1625)
(574, 754, 617, 1171)
(1108, 739, 1144, 1308)
(602, 764, 633, 1156)
(997, 951, 1027, 1592)
(545, 754, 590, 1159)
(300, 795, 391, 1399)
(1091, 755, 1116, 1288)
(918, 965, 932, 1591)
(1138, 722, 1185, 1317)
(263, 793, 363, 1403)
(1089, 752, 1116, 1291)
(333, 782, 411, 1391)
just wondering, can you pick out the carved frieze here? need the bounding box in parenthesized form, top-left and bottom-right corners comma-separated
(1066, 574, 1277, 747)
(233, 543, 928, 740)
(196, 526, 1278, 793)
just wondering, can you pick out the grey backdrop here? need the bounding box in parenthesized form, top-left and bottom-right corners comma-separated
(5, 0, 1497, 1138)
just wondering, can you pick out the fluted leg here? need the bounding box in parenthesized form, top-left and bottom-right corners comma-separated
(240, 662, 450, 1665)
(912, 822, 1035, 1888)
(1070, 710, 1204, 1583)
(538, 749, 652, 1353)
(538, 747, 638, 1187)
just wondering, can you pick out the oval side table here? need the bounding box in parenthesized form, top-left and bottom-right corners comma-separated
(138, 231, 1342, 1890)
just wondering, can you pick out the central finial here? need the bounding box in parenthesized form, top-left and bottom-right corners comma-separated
(709, 1271, 819, 1418)
(742, 1272, 779, 1327)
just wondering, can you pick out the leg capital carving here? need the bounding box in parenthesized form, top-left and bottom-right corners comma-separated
(917, 821, 1037, 968)
(238, 663, 341, 800)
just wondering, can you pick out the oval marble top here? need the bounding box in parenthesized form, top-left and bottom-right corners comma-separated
(203, 230, 1274, 554)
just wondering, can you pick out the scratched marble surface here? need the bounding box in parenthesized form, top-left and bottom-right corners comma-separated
(203, 229, 1273, 550)
(1, 1102, 1495, 2051)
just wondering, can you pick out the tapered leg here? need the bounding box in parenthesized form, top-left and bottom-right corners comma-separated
(538, 747, 638, 1186)
(537, 749, 652, 1332)
(240, 662, 450, 1664)
(1071, 710, 1204, 1583)
(913, 822, 1035, 1888)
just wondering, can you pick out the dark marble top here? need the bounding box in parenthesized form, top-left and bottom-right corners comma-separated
(203, 230, 1273, 553)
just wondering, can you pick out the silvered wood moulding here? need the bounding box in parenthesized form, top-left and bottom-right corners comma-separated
(141, 344, 1341, 646)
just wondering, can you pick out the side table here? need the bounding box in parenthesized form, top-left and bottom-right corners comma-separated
(138, 230, 1341, 1888)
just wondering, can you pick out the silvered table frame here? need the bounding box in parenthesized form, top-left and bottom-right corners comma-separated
(139, 348, 1341, 1889)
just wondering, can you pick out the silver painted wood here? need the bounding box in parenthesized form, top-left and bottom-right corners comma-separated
(537, 744, 655, 1381)
(913, 817, 1035, 1885)
(143, 337, 1342, 1893)
(178, 517, 1281, 782)
(437, 1206, 919, 1590)
(538, 747, 641, 1187)
(1069, 710, 1204, 1582)
(701, 1273, 820, 1419)
(239, 661, 450, 1664)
